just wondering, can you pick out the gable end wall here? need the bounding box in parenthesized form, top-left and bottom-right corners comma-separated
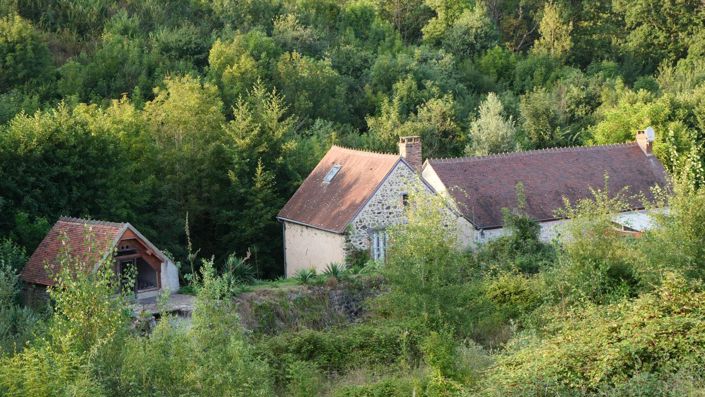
(347, 162, 429, 250)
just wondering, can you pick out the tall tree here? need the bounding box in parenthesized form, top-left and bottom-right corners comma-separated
(531, 2, 573, 60)
(219, 83, 298, 277)
(466, 92, 517, 156)
(144, 75, 228, 259)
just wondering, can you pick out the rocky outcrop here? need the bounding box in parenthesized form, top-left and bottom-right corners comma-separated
(236, 275, 385, 335)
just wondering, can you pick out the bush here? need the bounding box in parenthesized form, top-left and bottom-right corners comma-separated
(379, 191, 476, 334)
(421, 331, 457, 377)
(224, 251, 257, 285)
(117, 259, 275, 396)
(0, 239, 27, 277)
(479, 273, 705, 396)
(323, 263, 347, 280)
(544, 185, 643, 305)
(257, 321, 424, 382)
(476, 207, 556, 275)
(286, 360, 324, 397)
(332, 377, 419, 397)
(295, 268, 317, 285)
(0, 248, 38, 354)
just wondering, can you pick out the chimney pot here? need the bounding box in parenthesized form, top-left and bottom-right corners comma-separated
(636, 127, 655, 156)
(399, 136, 422, 172)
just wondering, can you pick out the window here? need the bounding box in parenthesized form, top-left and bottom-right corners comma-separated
(371, 230, 387, 262)
(323, 164, 341, 183)
(401, 193, 409, 207)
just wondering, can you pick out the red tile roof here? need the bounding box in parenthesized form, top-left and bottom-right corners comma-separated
(21, 217, 127, 286)
(426, 143, 668, 229)
(277, 145, 403, 233)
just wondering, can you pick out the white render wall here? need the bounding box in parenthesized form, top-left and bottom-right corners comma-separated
(284, 221, 347, 277)
(471, 209, 654, 246)
(347, 162, 430, 250)
(161, 260, 180, 293)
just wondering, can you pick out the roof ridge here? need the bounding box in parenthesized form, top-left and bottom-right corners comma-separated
(331, 144, 399, 158)
(429, 142, 637, 163)
(58, 216, 126, 228)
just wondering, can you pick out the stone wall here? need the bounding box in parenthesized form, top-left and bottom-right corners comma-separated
(347, 162, 429, 250)
(237, 276, 385, 335)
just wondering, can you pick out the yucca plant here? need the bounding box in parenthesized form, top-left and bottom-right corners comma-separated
(225, 250, 256, 285)
(295, 268, 317, 285)
(322, 263, 347, 280)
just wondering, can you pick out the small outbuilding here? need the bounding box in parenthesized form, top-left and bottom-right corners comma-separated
(21, 217, 179, 299)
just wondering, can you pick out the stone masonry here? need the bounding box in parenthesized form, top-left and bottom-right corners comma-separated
(346, 161, 429, 250)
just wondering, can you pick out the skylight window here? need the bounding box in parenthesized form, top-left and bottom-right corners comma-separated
(323, 164, 341, 183)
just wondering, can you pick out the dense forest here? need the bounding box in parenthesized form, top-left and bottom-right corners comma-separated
(3, 0, 705, 396)
(2, 0, 705, 277)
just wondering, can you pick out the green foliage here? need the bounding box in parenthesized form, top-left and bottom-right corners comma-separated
(0, 14, 52, 91)
(118, 259, 274, 396)
(323, 263, 347, 280)
(543, 185, 642, 305)
(421, 331, 460, 379)
(0, 0, 703, 281)
(477, 189, 556, 275)
(440, 5, 497, 59)
(286, 360, 324, 397)
(0, 238, 26, 276)
(332, 376, 418, 397)
(480, 273, 705, 396)
(258, 321, 423, 377)
(295, 268, 317, 285)
(0, 240, 38, 355)
(0, 232, 131, 395)
(531, 2, 573, 60)
(466, 92, 517, 156)
(641, 177, 705, 280)
(224, 251, 257, 285)
(378, 191, 473, 333)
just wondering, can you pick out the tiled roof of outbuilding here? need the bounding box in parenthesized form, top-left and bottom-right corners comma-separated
(277, 145, 404, 233)
(21, 217, 126, 286)
(426, 143, 668, 229)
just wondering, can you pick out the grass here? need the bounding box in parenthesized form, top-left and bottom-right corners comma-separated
(247, 277, 301, 291)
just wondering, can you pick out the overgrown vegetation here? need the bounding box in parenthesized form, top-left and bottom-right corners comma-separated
(4, 172, 705, 395)
(3, 0, 705, 395)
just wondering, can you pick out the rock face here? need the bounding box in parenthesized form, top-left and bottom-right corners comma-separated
(236, 276, 385, 335)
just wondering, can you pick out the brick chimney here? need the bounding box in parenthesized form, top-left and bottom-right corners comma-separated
(636, 126, 655, 156)
(399, 136, 422, 171)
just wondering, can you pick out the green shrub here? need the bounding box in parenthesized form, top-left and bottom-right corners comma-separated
(225, 251, 257, 285)
(379, 191, 478, 335)
(258, 321, 424, 381)
(479, 273, 705, 396)
(545, 186, 643, 305)
(484, 272, 543, 320)
(332, 377, 419, 397)
(476, 187, 556, 275)
(0, 239, 27, 277)
(424, 373, 466, 397)
(421, 331, 458, 379)
(286, 360, 324, 397)
(323, 263, 347, 280)
(295, 268, 317, 285)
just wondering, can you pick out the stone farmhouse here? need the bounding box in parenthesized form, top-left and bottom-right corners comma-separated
(21, 217, 180, 300)
(280, 129, 669, 274)
(277, 137, 432, 276)
(422, 129, 668, 245)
